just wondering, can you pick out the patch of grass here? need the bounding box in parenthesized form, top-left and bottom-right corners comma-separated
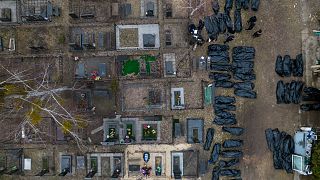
(122, 59, 140, 76)
(58, 34, 65, 44)
(312, 142, 320, 178)
(141, 55, 156, 75)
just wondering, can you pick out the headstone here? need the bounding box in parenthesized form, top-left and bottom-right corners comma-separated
(112, 3, 119, 16)
(98, 63, 106, 77)
(47, 1, 53, 17)
(146, 2, 154, 16)
(143, 34, 155, 47)
(61, 156, 71, 172)
(98, 32, 104, 48)
(24, 159, 31, 170)
(143, 152, 150, 163)
(199, 159, 208, 175)
(129, 165, 140, 172)
(80, 33, 84, 47)
(147, 2, 154, 11)
(56, 127, 65, 141)
(124, 4, 132, 17)
(166, 4, 172, 17)
(1, 8, 12, 22)
(174, 123, 181, 138)
(76, 156, 85, 169)
(52, 6, 60, 16)
(165, 61, 174, 75)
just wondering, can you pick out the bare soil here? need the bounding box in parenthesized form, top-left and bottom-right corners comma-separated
(119, 28, 139, 48)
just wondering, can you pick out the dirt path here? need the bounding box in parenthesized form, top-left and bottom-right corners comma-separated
(235, 0, 303, 179)
(190, 0, 307, 179)
(189, 0, 305, 178)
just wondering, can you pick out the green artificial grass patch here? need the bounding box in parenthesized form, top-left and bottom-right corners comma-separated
(122, 59, 140, 76)
(141, 55, 156, 75)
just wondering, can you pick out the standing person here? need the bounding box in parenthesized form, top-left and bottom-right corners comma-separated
(188, 24, 196, 34)
(247, 16, 257, 24)
(197, 19, 205, 31)
(224, 34, 235, 44)
(246, 16, 257, 30)
(252, 29, 262, 38)
(246, 22, 255, 30)
(212, 0, 220, 15)
(246, 21, 255, 30)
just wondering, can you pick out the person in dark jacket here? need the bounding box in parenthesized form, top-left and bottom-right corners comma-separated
(246, 22, 255, 30)
(212, 0, 220, 14)
(224, 34, 235, 44)
(247, 16, 257, 24)
(188, 24, 196, 34)
(197, 19, 205, 31)
(252, 29, 262, 38)
(208, 33, 218, 42)
(246, 16, 257, 30)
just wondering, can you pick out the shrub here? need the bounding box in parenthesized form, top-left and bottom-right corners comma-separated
(312, 143, 320, 178)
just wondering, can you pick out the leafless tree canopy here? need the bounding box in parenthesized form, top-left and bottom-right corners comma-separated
(181, 0, 206, 16)
(0, 63, 88, 151)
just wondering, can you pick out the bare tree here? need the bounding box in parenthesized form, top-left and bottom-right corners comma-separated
(0, 63, 89, 151)
(181, 0, 206, 16)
